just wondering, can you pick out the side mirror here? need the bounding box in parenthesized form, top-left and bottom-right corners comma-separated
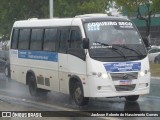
(142, 37, 150, 48)
(83, 38, 89, 49)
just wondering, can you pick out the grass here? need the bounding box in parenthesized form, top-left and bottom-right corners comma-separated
(150, 63, 160, 77)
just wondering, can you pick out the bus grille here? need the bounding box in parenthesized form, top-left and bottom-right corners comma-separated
(110, 72, 138, 81)
(115, 84, 136, 91)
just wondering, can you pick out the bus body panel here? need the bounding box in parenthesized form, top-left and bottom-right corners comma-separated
(58, 53, 87, 94)
(83, 54, 150, 97)
(58, 53, 69, 93)
(9, 16, 150, 104)
(10, 49, 59, 91)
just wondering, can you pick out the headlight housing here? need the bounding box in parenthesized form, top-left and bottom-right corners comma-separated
(92, 72, 109, 79)
(139, 70, 149, 77)
(139, 71, 145, 77)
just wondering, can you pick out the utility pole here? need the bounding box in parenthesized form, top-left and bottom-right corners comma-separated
(49, 0, 54, 18)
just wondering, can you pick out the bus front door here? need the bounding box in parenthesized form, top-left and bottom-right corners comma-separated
(58, 53, 69, 94)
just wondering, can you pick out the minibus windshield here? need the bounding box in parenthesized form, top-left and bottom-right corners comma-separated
(84, 21, 147, 62)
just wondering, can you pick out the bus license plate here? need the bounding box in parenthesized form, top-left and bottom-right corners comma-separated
(119, 80, 132, 85)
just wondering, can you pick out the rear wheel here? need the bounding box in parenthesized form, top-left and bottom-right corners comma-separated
(125, 95, 139, 102)
(73, 82, 89, 106)
(28, 75, 38, 96)
(28, 74, 48, 97)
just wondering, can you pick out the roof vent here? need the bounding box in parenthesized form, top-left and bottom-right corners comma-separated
(75, 13, 108, 18)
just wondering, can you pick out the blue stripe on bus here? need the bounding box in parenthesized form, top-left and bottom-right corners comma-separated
(18, 50, 58, 62)
(104, 62, 141, 72)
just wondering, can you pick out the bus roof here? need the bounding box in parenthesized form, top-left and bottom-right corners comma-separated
(13, 14, 130, 28)
(13, 18, 75, 28)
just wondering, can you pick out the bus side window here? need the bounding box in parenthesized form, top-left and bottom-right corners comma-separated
(43, 28, 57, 52)
(18, 29, 30, 50)
(30, 29, 43, 51)
(70, 30, 82, 49)
(59, 29, 69, 53)
(11, 29, 19, 49)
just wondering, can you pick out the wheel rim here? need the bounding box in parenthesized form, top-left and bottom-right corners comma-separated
(75, 87, 83, 104)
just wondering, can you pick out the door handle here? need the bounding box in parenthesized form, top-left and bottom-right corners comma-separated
(59, 65, 62, 67)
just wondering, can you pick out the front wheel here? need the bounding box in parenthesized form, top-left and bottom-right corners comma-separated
(125, 95, 139, 102)
(154, 59, 159, 64)
(73, 82, 89, 106)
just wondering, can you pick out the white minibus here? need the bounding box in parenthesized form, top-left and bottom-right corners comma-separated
(9, 14, 150, 106)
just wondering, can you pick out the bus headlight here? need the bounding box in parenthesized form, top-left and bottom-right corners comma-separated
(139, 70, 148, 77)
(101, 73, 109, 79)
(92, 72, 109, 79)
(139, 71, 145, 77)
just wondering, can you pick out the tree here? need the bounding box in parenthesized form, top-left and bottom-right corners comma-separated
(0, 0, 49, 40)
(114, 0, 160, 38)
(54, 0, 108, 17)
(0, 0, 109, 41)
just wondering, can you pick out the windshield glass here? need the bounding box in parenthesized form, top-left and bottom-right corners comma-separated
(84, 21, 147, 62)
(85, 21, 142, 46)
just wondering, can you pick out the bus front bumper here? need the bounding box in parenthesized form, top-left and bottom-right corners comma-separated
(83, 75, 150, 98)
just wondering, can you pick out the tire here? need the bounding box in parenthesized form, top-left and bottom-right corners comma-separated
(154, 59, 159, 64)
(125, 95, 139, 102)
(28, 75, 38, 96)
(28, 74, 49, 97)
(73, 82, 89, 106)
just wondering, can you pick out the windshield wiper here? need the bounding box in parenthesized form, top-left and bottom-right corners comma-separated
(93, 42, 127, 59)
(112, 44, 143, 57)
(93, 42, 110, 46)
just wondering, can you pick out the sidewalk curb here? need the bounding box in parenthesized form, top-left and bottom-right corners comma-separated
(151, 77, 160, 80)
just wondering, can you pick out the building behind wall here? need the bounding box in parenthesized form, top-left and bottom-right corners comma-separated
(131, 16, 160, 46)
(120, 4, 160, 46)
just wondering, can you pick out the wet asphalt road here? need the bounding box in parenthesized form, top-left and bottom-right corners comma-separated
(0, 73, 159, 113)
(0, 74, 160, 111)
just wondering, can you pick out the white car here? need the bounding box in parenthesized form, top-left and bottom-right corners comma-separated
(148, 46, 160, 63)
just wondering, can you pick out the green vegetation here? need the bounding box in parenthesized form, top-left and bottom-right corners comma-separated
(150, 63, 160, 77)
(114, 0, 160, 37)
(1, 0, 160, 41)
(0, 0, 108, 41)
(114, 0, 160, 17)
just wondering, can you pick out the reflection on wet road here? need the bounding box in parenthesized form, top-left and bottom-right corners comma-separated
(0, 73, 160, 113)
